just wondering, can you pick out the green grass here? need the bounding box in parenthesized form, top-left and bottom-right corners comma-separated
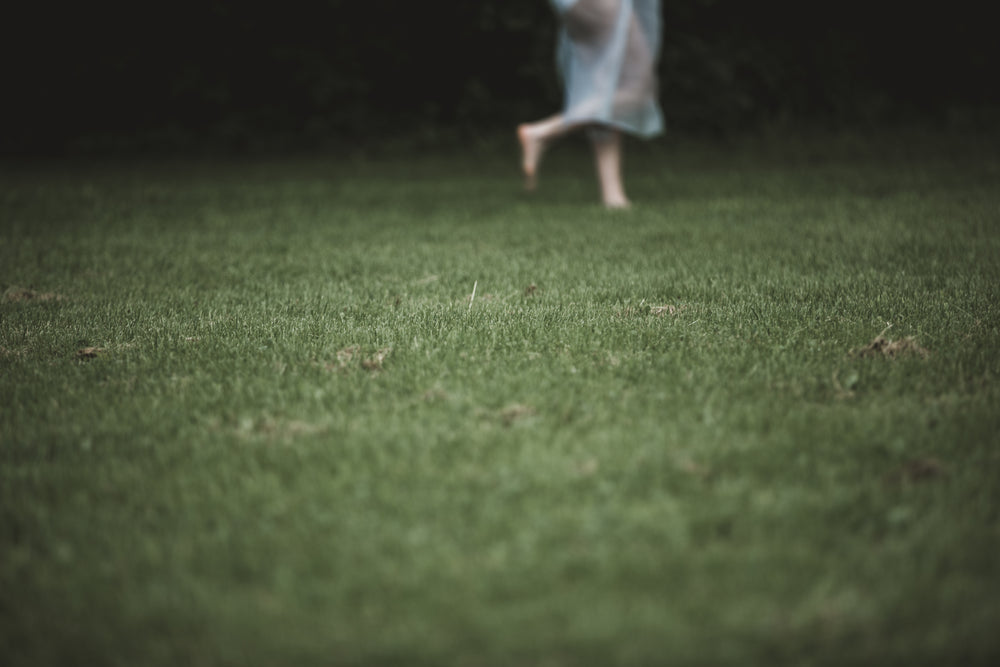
(2, 130, 1000, 666)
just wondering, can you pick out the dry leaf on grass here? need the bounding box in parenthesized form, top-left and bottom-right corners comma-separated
(1, 345, 28, 359)
(422, 387, 448, 402)
(500, 403, 535, 426)
(4, 286, 65, 303)
(325, 345, 391, 373)
(851, 324, 930, 359)
(337, 345, 360, 364)
(676, 458, 712, 479)
(884, 458, 946, 485)
(234, 417, 325, 443)
(324, 346, 359, 372)
(361, 347, 392, 372)
(617, 302, 684, 318)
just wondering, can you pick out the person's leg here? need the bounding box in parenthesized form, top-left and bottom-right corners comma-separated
(589, 127, 629, 208)
(614, 10, 656, 115)
(518, 114, 582, 191)
(520, 2, 625, 193)
(563, 0, 618, 44)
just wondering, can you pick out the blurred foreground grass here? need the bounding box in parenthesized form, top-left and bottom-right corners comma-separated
(2, 129, 999, 665)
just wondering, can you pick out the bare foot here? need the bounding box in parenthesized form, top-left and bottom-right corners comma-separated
(603, 197, 631, 210)
(518, 124, 543, 191)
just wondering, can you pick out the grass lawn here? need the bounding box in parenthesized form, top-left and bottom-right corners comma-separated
(2, 129, 999, 665)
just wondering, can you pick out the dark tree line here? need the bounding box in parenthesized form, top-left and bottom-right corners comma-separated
(3, 0, 997, 155)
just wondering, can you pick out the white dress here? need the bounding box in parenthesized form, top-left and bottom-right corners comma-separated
(550, 0, 663, 138)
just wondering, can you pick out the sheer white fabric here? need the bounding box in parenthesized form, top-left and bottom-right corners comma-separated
(550, 0, 663, 137)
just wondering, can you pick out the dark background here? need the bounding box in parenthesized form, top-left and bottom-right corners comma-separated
(3, 0, 998, 156)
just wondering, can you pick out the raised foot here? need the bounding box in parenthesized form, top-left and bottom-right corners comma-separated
(518, 124, 542, 191)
